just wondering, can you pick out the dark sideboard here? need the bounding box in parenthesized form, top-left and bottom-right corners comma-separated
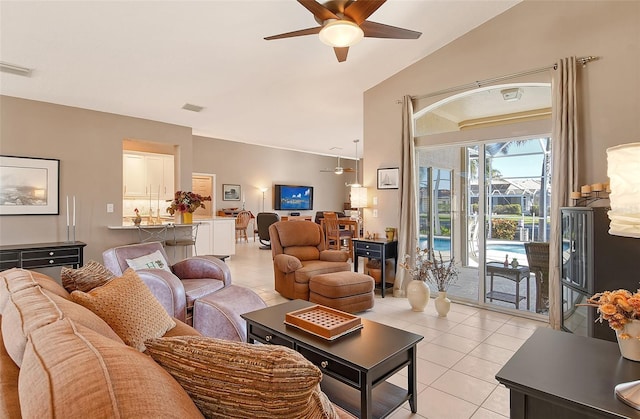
(496, 328, 640, 419)
(0, 241, 86, 270)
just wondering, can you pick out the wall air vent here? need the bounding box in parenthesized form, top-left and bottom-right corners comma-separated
(0, 61, 33, 77)
(182, 103, 204, 112)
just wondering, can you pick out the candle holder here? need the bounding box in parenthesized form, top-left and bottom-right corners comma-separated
(571, 190, 610, 207)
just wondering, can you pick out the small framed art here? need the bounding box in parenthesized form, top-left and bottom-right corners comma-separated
(0, 155, 60, 215)
(223, 184, 241, 201)
(377, 168, 399, 189)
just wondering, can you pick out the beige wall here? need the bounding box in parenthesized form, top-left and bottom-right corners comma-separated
(363, 0, 640, 234)
(192, 135, 355, 218)
(0, 96, 354, 266)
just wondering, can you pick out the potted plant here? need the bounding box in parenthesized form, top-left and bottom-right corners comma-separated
(400, 248, 458, 315)
(167, 191, 211, 224)
(583, 289, 640, 361)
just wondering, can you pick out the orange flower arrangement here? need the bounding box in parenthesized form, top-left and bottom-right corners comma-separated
(584, 290, 640, 339)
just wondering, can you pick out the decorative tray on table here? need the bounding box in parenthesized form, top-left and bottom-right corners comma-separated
(284, 305, 363, 340)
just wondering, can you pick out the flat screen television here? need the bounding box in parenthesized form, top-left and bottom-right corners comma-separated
(273, 184, 313, 211)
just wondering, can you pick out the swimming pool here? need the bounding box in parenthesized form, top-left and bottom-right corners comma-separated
(423, 237, 527, 256)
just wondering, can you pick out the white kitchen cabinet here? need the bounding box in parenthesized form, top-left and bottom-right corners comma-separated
(123, 154, 146, 197)
(213, 218, 236, 255)
(195, 220, 213, 256)
(193, 218, 235, 256)
(123, 152, 174, 199)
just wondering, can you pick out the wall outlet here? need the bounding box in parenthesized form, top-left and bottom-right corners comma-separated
(106, 203, 114, 213)
(373, 209, 378, 217)
(373, 196, 378, 206)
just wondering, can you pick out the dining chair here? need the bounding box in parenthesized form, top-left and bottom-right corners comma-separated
(323, 212, 354, 258)
(235, 210, 251, 243)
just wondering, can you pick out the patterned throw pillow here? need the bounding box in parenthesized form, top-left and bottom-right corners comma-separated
(71, 269, 175, 351)
(125, 250, 171, 272)
(145, 335, 338, 419)
(61, 260, 115, 293)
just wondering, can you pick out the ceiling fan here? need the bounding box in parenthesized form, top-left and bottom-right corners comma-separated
(265, 0, 422, 62)
(321, 156, 356, 175)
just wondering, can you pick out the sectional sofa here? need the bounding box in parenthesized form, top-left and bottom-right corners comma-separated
(0, 267, 352, 418)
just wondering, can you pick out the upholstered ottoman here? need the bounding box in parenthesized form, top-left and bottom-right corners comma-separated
(308, 271, 374, 313)
(193, 285, 267, 341)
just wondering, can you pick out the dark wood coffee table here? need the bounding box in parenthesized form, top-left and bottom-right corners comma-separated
(241, 300, 423, 419)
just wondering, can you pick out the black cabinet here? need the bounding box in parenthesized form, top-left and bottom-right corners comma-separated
(560, 207, 640, 341)
(352, 239, 397, 298)
(0, 242, 86, 270)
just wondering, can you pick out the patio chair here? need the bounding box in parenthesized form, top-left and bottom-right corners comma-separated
(524, 242, 549, 313)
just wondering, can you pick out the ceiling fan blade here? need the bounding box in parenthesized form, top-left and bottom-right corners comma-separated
(298, 0, 339, 21)
(361, 20, 421, 39)
(264, 26, 322, 40)
(343, 0, 386, 25)
(334, 47, 349, 62)
(343, 168, 356, 173)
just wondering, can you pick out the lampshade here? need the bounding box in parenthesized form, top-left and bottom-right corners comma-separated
(319, 20, 364, 48)
(350, 186, 368, 208)
(607, 142, 640, 238)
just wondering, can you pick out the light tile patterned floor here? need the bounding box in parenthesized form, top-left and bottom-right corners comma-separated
(227, 240, 548, 419)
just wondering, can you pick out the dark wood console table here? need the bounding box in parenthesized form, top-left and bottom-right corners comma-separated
(352, 239, 397, 297)
(496, 327, 640, 418)
(0, 241, 86, 270)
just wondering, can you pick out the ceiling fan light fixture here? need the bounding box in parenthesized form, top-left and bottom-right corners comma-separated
(319, 20, 364, 48)
(335, 167, 344, 175)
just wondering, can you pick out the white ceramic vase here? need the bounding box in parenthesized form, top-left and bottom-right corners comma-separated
(434, 291, 451, 317)
(616, 320, 640, 362)
(407, 280, 430, 312)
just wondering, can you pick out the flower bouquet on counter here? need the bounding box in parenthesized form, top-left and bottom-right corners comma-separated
(167, 191, 211, 215)
(583, 290, 640, 338)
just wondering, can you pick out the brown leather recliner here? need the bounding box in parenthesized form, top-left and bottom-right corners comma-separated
(269, 221, 351, 300)
(103, 242, 231, 324)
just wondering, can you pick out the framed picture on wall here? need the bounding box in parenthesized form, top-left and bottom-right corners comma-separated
(0, 155, 60, 215)
(223, 184, 241, 201)
(377, 168, 399, 189)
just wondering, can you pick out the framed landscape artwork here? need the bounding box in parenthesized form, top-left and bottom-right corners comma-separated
(0, 155, 60, 215)
(223, 184, 241, 201)
(377, 168, 399, 189)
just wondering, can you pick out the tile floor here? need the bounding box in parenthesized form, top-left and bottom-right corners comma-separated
(226, 240, 549, 419)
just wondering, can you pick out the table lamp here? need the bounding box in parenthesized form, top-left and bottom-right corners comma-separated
(607, 143, 640, 409)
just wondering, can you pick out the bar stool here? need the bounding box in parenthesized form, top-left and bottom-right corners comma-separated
(165, 223, 199, 260)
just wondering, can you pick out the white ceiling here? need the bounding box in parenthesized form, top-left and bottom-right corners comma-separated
(0, 0, 521, 159)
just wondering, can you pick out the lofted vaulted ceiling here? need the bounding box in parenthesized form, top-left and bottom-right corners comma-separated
(0, 1, 521, 158)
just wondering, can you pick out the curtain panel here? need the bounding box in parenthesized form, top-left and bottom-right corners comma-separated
(395, 95, 418, 296)
(549, 56, 579, 329)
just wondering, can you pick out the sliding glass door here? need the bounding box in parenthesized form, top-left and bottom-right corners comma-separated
(417, 138, 551, 316)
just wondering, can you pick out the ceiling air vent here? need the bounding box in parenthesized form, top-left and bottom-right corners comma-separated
(182, 103, 204, 113)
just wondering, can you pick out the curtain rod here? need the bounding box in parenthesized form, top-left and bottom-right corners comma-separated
(409, 56, 598, 101)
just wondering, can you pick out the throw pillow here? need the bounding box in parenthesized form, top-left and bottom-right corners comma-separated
(61, 260, 115, 293)
(125, 250, 171, 272)
(145, 335, 338, 419)
(71, 268, 175, 351)
(19, 318, 203, 418)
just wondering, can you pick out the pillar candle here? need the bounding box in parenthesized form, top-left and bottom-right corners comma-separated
(592, 183, 603, 192)
(73, 196, 76, 227)
(570, 191, 581, 200)
(66, 196, 69, 227)
(581, 185, 591, 194)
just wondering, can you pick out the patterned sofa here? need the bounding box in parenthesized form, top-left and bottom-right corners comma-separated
(0, 268, 353, 418)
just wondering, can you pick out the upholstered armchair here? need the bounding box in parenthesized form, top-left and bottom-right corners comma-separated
(103, 242, 231, 324)
(269, 221, 351, 300)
